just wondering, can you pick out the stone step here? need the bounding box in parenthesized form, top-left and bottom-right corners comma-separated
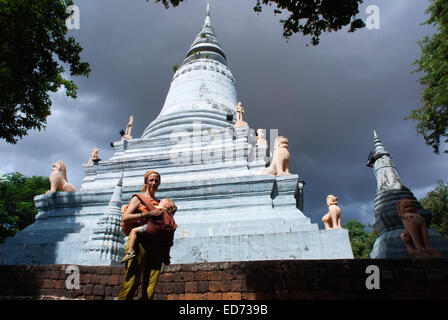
(175, 219, 317, 238)
(170, 228, 353, 263)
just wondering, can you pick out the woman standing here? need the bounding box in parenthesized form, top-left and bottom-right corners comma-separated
(118, 170, 166, 300)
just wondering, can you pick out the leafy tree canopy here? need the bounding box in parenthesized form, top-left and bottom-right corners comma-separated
(0, 172, 49, 244)
(153, 0, 366, 45)
(343, 219, 378, 259)
(420, 180, 448, 239)
(407, 0, 448, 154)
(0, 0, 90, 144)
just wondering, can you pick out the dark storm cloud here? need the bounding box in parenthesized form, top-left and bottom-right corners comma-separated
(1, 0, 446, 228)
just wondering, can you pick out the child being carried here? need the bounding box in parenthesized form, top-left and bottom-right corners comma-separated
(121, 198, 177, 263)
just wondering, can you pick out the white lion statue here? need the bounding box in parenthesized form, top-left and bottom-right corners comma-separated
(263, 136, 291, 176)
(322, 195, 342, 230)
(45, 160, 77, 194)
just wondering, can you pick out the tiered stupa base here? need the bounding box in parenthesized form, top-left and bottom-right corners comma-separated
(0, 127, 353, 265)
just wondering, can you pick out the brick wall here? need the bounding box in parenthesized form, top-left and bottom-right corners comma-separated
(0, 259, 447, 300)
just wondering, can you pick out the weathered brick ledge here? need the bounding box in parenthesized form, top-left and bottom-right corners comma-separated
(0, 259, 447, 300)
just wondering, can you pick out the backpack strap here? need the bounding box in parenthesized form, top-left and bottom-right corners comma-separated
(132, 193, 158, 212)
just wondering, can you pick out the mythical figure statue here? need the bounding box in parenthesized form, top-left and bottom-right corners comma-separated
(121, 115, 134, 141)
(234, 102, 248, 128)
(88, 148, 100, 165)
(263, 136, 290, 176)
(256, 129, 268, 146)
(235, 102, 244, 121)
(397, 198, 442, 258)
(45, 160, 77, 194)
(322, 195, 342, 230)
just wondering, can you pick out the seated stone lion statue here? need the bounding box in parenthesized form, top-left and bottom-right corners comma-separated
(397, 198, 441, 259)
(263, 136, 290, 176)
(322, 195, 342, 230)
(45, 160, 77, 194)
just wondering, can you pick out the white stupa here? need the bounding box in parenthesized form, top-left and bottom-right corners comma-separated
(0, 3, 353, 265)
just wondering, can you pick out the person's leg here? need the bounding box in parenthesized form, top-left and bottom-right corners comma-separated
(146, 269, 161, 300)
(127, 228, 138, 253)
(140, 245, 163, 300)
(117, 238, 146, 300)
(121, 226, 146, 262)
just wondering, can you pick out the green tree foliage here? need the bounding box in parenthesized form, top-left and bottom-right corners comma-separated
(343, 219, 378, 259)
(0, 172, 49, 243)
(420, 181, 448, 239)
(152, 0, 365, 45)
(0, 0, 90, 144)
(407, 0, 448, 154)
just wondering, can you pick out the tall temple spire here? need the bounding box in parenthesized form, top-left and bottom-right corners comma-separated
(368, 130, 404, 192)
(183, 0, 227, 66)
(373, 129, 389, 156)
(366, 131, 448, 259)
(204, 0, 211, 27)
(142, 1, 237, 139)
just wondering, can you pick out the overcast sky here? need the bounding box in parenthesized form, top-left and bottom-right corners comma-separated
(1, 0, 446, 228)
